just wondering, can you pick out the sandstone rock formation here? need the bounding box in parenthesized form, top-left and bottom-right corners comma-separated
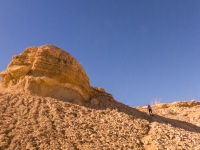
(0, 45, 200, 150)
(0, 45, 94, 103)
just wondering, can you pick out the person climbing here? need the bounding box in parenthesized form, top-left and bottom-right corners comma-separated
(148, 104, 153, 116)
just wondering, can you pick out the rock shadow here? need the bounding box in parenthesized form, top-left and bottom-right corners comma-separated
(82, 96, 200, 134)
(37, 88, 200, 134)
(149, 113, 200, 133)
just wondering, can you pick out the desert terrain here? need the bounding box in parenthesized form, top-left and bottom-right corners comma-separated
(0, 45, 200, 150)
(0, 87, 200, 150)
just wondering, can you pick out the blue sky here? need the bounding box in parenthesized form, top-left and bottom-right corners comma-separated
(0, 0, 200, 106)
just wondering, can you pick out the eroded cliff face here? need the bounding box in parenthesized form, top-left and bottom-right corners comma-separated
(0, 45, 94, 102)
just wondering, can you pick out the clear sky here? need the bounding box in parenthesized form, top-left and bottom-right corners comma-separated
(0, 0, 200, 106)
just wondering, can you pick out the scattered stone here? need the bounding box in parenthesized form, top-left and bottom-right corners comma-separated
(0, 45, 200, 149)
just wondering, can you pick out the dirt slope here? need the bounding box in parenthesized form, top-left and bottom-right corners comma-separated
(0, 88, 149, 150)
(1, 87, 200, 150)
(137, 102, 200, 150)
(1, 45, 199, 150)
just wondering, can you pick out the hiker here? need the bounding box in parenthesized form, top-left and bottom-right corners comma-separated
(148, 104, 153, 115)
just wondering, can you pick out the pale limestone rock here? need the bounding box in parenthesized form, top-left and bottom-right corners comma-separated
(0, 45, 94, 101)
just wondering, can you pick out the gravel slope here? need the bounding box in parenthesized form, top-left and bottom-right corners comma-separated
(0, 88, 200, 150)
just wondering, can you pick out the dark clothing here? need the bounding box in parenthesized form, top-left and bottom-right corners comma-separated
(149, 108, 152, 114)
(148, 105, 153, 115)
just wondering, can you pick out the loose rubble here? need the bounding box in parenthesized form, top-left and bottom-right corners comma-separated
(0, 45, 200, 149)
(0, 89, 200, 149)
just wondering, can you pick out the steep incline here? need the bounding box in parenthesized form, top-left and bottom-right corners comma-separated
(0, 45, 200, 149)
(0, 88, 149, 150)
(1, 87, 200, 149)
(137, 101, 200, 150)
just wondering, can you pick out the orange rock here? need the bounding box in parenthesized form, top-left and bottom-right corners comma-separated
(0, 45, 94, 101)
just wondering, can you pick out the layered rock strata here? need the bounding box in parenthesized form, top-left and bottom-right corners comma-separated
(0, 45, 94, 102)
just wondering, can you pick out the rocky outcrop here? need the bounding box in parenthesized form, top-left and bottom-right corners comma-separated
(0, 45, 94, 102)
(1, 45, 200, 150)
(148, 100, 200, 109)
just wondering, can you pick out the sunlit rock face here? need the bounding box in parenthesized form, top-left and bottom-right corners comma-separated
(0, 45, 94, 102)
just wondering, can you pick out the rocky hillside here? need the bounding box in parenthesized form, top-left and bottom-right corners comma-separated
(1, 88, 200, 150)
(0, 45, 200, 150)
(136, 101, 200, 150)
